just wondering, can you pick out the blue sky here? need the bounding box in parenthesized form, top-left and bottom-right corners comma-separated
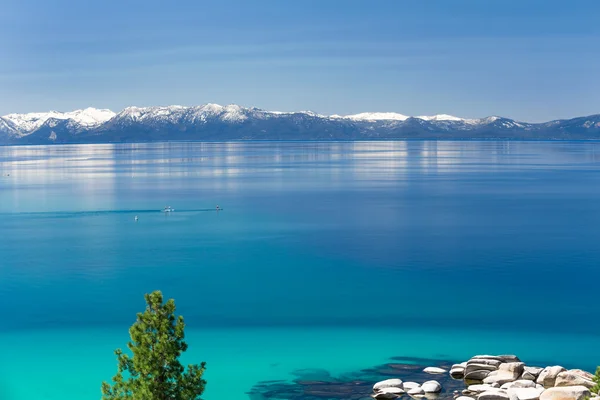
(1, 0, 599, 121)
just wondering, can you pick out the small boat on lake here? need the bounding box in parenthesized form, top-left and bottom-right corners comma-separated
(163, 206, 175, 213)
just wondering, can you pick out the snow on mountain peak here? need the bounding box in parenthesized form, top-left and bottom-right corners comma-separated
(335, 112, 472, 123)
(1, 107, 115, 134)
(415, 114, 464, 122)
(63, 108, 116, 126)
(338, 112, 410, 121)
(114, 104, 249, 124)
(2, 103, 525, 140)
(481, 116, 501, 123)
(221, 104, 248, 122)
(200, 103, 224, 113)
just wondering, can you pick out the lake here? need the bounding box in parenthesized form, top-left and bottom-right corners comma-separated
(1, 141, 599, 400)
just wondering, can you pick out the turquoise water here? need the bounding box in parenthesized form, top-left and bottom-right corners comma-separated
(1, 141, 600, 399)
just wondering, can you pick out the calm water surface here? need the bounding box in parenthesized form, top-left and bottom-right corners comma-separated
(1, 141, 599, 400)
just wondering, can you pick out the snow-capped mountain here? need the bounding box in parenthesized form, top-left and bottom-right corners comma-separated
(1, 104, 599, 144)
(109, 104, 252, 127)
(332, 112, 410, 121)
(1, 108, 115, 137)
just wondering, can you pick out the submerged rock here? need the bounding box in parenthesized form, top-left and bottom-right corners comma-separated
(251, 354, 593, 400)
(425, 367, 448, 374)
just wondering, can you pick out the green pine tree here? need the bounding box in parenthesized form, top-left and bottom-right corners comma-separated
(101, 291, 206, 400)
(593, 366, 600, 394)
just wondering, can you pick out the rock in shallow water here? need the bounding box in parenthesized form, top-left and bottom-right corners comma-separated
(451, 363, 468, 379)
(422, 380, 442, 393)
(251, 356, 470, 399)
(373, 387, 406, 399)
(424, 367, 448, 374)
(409, 386, 426, 396)
(374, 379, 403, 392)
(403, 382, 421, 391)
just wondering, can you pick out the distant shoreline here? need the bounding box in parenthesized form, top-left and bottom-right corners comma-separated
(3, 138, 600, 147)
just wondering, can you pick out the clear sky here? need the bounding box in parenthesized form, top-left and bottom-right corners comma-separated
(1, 0, 599, 122)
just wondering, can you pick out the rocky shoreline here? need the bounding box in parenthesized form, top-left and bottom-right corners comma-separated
(248, 355, 598, 400)
(373, 355, 599, 400)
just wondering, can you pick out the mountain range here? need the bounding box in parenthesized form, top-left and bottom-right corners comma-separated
(1, 104, 599, 144)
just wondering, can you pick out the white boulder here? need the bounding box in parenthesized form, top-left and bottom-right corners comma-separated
(478, 389, 510, 400)
(501, 381, 537, 390)
(537, 367, 567, 389)
(467, 364, 502, 374)
(467, 369, 495, 381)
(408, 386, 426, 396)
(403, 382, 421, 391)
(469, 384, 498, 393)
(422, 380, 442, 393)
(539, 386, 590, 400)
(507, 387, 545, 400)
(471, 355, 521, 363)
(451, 363, 468, 379)
(484, 363, 525, 385)
(469, 359, 504, 369)
(374, 379, 403, 393)
(554, 370, 595, 389)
